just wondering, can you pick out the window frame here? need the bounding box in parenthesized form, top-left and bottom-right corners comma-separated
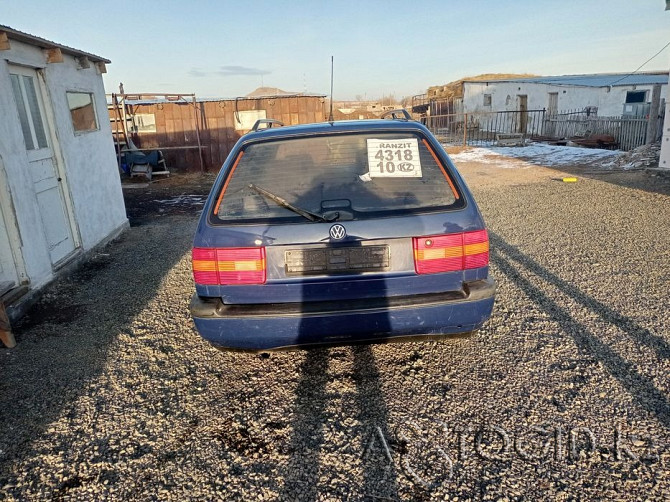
(209, 129, 465, 226)
(625, 90, 647, 104)
(9, 72, 50, 151)
(66, 91, 100, 134)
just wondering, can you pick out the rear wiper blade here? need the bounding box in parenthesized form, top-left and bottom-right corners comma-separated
(247, 183, 334, 222)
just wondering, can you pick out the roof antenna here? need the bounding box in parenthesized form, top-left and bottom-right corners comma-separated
(328, 56, 334, 123)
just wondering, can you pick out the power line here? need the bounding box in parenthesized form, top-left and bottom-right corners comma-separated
(609, 40, 670, 86)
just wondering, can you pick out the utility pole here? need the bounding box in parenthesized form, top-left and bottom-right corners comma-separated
(328, 56, 334, 122)
(646, 84, 662, 144)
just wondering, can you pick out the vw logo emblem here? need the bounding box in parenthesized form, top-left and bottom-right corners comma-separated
(329, 224, 346, 240)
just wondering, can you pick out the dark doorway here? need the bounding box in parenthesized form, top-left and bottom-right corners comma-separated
(517, 95, 528, 133)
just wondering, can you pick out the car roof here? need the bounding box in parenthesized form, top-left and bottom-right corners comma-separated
(241, 119, 427, 143)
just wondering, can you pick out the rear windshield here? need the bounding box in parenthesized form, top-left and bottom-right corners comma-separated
(212, 131, 463, 224)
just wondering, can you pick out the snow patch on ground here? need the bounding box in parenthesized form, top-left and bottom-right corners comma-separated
(448, 142, 621, 168)
(154, 195, 205, 206)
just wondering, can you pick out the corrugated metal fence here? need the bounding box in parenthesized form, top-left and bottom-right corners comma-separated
(426, 109, 650, 151)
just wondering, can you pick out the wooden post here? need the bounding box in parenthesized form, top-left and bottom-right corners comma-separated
(0, 281, 16, 348)
(113, 94, 128, 146)
(120, 95, 129, 145)
(646, 84, 662, 144)
(463, 113, 468, 146)
(0, 31, 10, 51)
(75, 56, 91, 70)
(112, 94, 123, 172)
(44, 48, 63, 63)
(192, 95, 205, 173)
(0, 305, 15, 348)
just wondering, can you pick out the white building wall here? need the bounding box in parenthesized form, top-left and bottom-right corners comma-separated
(0, 38, 127, 290)
(463, 81, 667, 116)
(43, 53, 128, 250)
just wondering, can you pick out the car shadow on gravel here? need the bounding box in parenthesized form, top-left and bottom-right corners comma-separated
(489, 231, 670, 428)
(0, 220, 194, 487)
(280, 346, 400, 500)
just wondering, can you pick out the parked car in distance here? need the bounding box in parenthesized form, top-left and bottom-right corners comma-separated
(190, 111, 495, 351)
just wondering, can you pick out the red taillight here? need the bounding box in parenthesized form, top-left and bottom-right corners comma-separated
(463, 229, 489, 269)
(413, 230, 489, 274)
(192, 247, 266, 285)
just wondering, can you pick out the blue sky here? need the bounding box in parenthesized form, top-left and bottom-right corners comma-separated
(3, 0, 669, 100)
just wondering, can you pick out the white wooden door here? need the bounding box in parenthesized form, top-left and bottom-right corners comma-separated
(547, 92, 558, 116)
(9, 66, 75, 265)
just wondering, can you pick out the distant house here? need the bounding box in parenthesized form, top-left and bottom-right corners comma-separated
(462, 72, 668, 117)
(0, 26, 127, 317)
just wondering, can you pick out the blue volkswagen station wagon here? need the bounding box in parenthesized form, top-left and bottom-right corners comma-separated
(190, 111, 495, 351)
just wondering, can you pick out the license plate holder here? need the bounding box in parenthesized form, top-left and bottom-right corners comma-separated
(285, 245, 390, 275)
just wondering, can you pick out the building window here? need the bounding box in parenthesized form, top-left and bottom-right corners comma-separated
(67, 92, 98, 132)
(133, 113, 157, 133)
(10, 73, 49, 150)
(625, 91, 646, 104)
(483, 94, 492, 106)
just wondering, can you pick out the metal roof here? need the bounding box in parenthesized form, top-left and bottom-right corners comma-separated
(110, 94, 326, 105)
(464, 72, 669, 88)
(0, 24, 110, 64)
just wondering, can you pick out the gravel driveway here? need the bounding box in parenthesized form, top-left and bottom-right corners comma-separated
(1, 161, 669, 501)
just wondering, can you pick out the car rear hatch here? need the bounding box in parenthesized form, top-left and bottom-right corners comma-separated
(193, 126, 489, 305)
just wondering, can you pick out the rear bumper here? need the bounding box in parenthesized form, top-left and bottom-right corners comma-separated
(190, 277, 495, 351)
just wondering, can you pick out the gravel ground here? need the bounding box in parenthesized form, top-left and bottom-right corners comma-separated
(0, 160, 669, 501)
